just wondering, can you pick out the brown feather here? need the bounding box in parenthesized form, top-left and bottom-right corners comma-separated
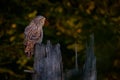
(24, 16, 46, 57)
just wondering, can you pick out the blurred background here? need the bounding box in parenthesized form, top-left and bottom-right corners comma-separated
(0, 0, 120, 80)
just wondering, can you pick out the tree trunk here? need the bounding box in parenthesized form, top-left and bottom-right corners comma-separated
(32, 40, 63, 80)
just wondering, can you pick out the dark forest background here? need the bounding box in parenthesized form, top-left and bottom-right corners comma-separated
(0, 0, 120, 80)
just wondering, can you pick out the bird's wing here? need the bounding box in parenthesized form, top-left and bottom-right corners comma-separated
(29, 29, 41, 40)
(24, 23, 41, 41)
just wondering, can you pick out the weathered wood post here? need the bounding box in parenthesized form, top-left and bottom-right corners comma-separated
(33, 40, 63, 80)
(24, 34, 97, 80)
(64, 34, 97, 80)
(82, 34, 97, 80)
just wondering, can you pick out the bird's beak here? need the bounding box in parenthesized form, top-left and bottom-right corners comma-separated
(44, 18, 49, 26)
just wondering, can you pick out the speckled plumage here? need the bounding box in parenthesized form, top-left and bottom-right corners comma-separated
(24, 16, 46, 57)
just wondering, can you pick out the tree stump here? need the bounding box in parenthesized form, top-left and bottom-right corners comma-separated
(33, 41, 63, 80)
(83, 34, 97, 80)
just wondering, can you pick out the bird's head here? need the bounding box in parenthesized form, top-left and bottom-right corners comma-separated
(33, 15, 46, 26)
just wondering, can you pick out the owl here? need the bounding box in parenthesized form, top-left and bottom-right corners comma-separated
(24, 16, 46, 57)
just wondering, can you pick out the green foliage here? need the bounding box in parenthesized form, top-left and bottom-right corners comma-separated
(0, 0, 120, 80)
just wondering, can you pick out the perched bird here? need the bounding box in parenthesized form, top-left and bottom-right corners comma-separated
(24, 16, 46, 57)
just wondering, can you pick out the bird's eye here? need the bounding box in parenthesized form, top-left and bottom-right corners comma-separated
(40, 20, 44, 24)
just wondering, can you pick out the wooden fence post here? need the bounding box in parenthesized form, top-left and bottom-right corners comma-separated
(32, 40, 63, 80)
